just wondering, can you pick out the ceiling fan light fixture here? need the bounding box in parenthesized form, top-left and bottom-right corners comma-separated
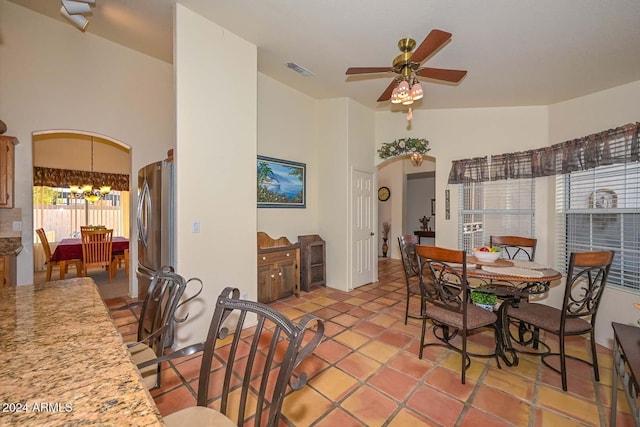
(410, 82, 423, 100)
(397, 80, 410, 100)
(390, 85, 401, 104)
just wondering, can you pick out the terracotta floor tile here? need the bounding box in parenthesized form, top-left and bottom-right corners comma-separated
(358, 340, 399, 363)
(458, 407, 514, 427)
(533, 407, 598, 427)
(313, 408, 366, 427)
(350, 320, 387, 337)
(309, 366, 360, 401)
(388, 351, 434, 380)
(424, 366, 475, 401)
(336, 352, 382, 380)
(387, 408, 438, 426)
(153, 385, 196, 417)
(406, 384, 465, 426)
(340, 385, 398, 426)
(367, 366, 418, 401)
(482, 365, 535, 402)
(332, 313, 361, 328)
(472, 385, 532, 425)
(537, 384, 601, 424)
(333, 329, 370, 350)
(314, 338, 352, 363)
(280, 385, 333, 426)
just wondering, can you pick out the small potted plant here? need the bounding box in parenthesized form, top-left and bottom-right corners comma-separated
(470, 289, 498, 311)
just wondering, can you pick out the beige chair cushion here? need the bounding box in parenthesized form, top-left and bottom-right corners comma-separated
(426, 302, 497, 330)
(508, 302, 592, 334)
(129, 342, 158, 390)
(164, 406, 236, 427)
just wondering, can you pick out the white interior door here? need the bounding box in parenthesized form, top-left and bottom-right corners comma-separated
(352, 169, 375, 288)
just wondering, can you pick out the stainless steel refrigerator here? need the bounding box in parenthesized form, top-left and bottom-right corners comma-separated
(136, 159, 174, 299)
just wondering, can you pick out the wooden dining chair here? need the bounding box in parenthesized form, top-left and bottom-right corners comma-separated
(416, 245, 500, 384)
(507, 250, 614, 391)
(138, 287, 325, 426)
(111, 248, 129, 278)
(36, 228, 82, 281)
(80, 228, 114, 282)
(490, 235, 537, 261)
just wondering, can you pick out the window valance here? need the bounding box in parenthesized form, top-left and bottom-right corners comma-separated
(448, 122, 640, 184)
(33, 167, 130, 192)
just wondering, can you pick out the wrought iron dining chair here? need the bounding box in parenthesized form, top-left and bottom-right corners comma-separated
(80, 228, 113, 282)
(490, 235, 537, 261)
(507, 250, 614, 391)
(416, 245, 500, 384)
(398, 235, 423, 324)
(138, 287, 325, 426)
(118, 266, 202, 390)
(36, 228, 82, 281)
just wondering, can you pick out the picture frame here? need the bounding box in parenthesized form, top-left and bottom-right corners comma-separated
(431, 198, 436, 216)
(257, 156, 306, 208)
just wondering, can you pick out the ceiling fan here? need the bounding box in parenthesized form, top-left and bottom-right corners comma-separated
(346, 29, 467, 104)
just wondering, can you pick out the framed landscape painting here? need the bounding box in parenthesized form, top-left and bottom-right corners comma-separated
(257, 156, 306, 208)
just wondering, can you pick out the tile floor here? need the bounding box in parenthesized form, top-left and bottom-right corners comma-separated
(105, 258, 635, 426)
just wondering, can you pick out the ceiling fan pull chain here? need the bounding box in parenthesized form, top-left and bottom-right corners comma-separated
(407, 108, 413, 121)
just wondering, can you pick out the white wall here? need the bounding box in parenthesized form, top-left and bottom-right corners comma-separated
(173, 5, 257, 346)
(547, 80, 640, 348)
(0, 0, 174, 287)
(257, 74, 319, 241)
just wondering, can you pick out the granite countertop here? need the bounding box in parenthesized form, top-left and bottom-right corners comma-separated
(0, 237, 22, 256)
(0, 277, 164, 426)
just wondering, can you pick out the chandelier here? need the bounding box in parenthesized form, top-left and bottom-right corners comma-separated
(69, 137, 111, 203)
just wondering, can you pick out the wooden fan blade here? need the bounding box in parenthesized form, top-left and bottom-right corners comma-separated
(377, 80, 397, 102)
(416, 67, 467, 83)
(346, 67, 394, 75)
(410, 29, 452, 64)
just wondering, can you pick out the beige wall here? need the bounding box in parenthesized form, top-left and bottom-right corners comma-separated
(0, 0, 173, 287)
(257, 74, 319, 241)
(173, 5, 257, 346)
(33, 134, 130, 174)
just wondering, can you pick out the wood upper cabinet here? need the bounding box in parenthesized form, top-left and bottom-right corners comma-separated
(0, 135, 18, 208)
(257, 232, 300, 304)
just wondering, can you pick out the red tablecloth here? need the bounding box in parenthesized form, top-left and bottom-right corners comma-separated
(51, 237, 129, 262)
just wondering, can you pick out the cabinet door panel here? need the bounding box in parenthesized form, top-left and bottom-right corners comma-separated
(257, 264, 275, 303)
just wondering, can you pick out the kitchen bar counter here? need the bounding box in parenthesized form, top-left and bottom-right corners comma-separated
(0, 277, 163, 426)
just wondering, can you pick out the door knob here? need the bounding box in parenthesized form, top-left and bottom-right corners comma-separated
(370, 232, 375, 236)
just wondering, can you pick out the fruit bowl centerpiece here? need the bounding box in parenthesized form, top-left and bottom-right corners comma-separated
(473, 246, 502, 263)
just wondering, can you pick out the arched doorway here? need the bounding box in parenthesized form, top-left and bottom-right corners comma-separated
(32, 131, 131, 297)
(376, 154, 436, 259)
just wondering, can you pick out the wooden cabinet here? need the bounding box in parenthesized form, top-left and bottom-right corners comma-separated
(0, 255, 16, 288)
(298, 235, 326, 291)
(0, 135, 18, 209)
(257, 232, 300, 303)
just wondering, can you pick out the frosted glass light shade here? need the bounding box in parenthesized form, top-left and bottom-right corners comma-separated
(62, 0, 91, 14)
(60, 6, 89, 31)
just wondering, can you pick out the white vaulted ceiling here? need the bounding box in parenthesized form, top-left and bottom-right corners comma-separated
(10, 0, 640, 110)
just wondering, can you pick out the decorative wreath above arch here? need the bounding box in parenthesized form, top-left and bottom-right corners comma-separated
(378, 137, 430, 161)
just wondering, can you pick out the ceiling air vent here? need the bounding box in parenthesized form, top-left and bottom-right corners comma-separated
(286, 62, 313, 77)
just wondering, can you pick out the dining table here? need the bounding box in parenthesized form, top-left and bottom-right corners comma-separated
(459, 256, 563, 366)
(51, 237, 129, 280)
(0, 277, 163, 426)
